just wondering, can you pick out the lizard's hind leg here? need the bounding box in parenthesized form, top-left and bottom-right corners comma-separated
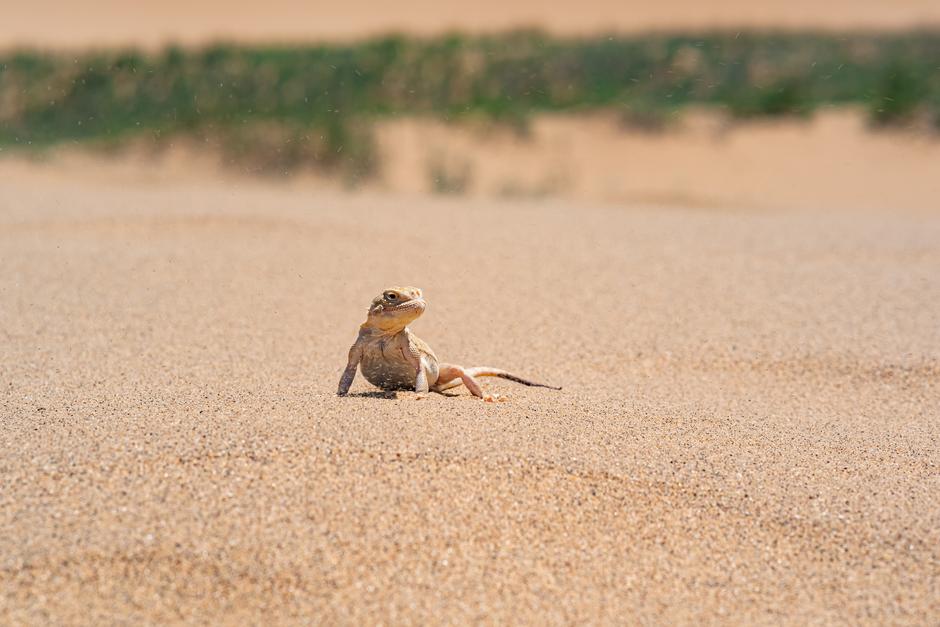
(433, 364, 502, 402)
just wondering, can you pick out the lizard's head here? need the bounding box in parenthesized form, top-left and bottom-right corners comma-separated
(366, 286, 427, 332)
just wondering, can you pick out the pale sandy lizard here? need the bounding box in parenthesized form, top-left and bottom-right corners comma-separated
(337, 286, 561, 401)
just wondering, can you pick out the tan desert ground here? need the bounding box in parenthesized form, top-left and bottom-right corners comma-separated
(8, 110, 940, 213)
(1, 154, 939, 622)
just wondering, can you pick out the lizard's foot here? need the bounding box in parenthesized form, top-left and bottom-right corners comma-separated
(482, 393, 510, 403)
(412, 392, 429, 401)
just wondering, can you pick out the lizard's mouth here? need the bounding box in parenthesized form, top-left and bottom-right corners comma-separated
(386, 297, 426, 313)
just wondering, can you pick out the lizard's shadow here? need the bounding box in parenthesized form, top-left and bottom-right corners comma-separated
(345, 390, 462, 399)
(346, 391, 400, 399)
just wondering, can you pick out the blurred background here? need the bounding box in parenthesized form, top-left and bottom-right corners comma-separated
(2, 0, 939, 210)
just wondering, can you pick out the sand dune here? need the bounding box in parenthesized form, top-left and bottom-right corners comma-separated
(1, 166, 938, 622)
(7, 110, 940, 213)
(4, 0, 940, 50)
(375, 111, 940, 212)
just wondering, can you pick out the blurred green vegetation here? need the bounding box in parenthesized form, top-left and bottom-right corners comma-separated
(1, 31, 939, 175)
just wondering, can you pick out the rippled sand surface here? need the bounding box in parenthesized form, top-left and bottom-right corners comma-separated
(1, 171, 938, 623)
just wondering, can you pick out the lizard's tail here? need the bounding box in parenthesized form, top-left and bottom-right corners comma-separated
(465, 367, 562, 390)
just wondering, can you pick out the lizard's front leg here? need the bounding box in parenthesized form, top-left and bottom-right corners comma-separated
(337, 342, 363, 396)
(415, 356, 431, 397)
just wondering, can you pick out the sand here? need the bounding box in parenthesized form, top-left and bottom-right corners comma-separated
(1, 161, 938, 623)
(377, 110, 940, 213)
(4, 0, 940, 50)
(7, 110, 940, 214)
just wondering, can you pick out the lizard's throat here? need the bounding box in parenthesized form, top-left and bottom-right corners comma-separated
(370, 320, 410, 334)
(368, 300, 425, 333)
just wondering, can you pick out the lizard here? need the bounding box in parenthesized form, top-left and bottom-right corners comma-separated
(337, 286, 561, 401)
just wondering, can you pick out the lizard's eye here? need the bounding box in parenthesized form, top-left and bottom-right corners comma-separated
(385, 293, 397, 301)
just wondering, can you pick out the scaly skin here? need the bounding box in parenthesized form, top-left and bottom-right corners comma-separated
(337, 286, 561, 401)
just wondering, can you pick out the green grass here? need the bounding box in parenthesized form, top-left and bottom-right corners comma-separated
(2, 31, 939, 174)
